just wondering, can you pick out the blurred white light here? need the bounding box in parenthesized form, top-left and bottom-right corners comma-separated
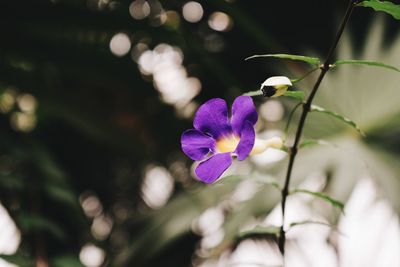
(0, 260, 17, 267)
(17, 94, 37, 113)
(10, 112, 36, 133)
(259, 100, 284, 122)
(138, 50, 156, 75)
(251, 147, 286, 166)
(182, 1, 203, 23)
(229, 239, 282, 267)
(231, 180, 260, 203)
(129, 0, 151, 20)
(80, 193, 103, 218)
(91, 215, 113, 241)
(152, 44, 184, 67)
(79, 244, 105, 267)
(338, 179, 400, 267)
(137, 43, 200, 108)
(109, 33, 131, 57)
(194, 207, 225, 236)
(0, 89, 17, 114)
(200, 228, 224, 249)
(141, 165, 174, 209)
(0, 203, 21, 257)
(208, 12, 232, 32)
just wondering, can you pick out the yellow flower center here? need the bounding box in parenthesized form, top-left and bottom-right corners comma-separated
(216, 135, 240, 153)
(215, 135, 284, 156)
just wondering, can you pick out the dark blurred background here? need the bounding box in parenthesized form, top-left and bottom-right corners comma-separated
(0, 1, 399, 267)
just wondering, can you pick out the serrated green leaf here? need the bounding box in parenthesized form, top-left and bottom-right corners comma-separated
(293, 189, 345, 212)
(359, 0, 400, 20)
(245, 54, 320, 66)
(334, 59, 400, 72)
(283, 91, 305, 101)
(238, 225, 280, 239)
(243, 90, 263, 97)
(299, 139, 335, 149)
(311, 105, 365, 136)
(0, 254, 34, 267)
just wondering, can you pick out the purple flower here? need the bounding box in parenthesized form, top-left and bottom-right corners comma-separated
(180, 96, 258, 184)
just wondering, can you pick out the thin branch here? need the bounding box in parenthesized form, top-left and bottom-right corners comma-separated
(277, 0, 358, 256)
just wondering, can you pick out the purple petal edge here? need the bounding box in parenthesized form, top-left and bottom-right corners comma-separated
(195, 152, 233, 184)
(231, 96, 258, 135)
(181, 129, 216, 161)
(235, 120, 255, 161)
(193, 98, 232, 139)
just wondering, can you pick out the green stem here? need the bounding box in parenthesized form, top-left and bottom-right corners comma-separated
(284, 102, 303, 139)
(291, 67, 319, 84)
(277, 0, 357, 256)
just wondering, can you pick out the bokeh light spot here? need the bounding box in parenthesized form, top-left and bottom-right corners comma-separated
(17, 94, 37, 114)
(79, 244, 105, 267)
(182, 1, 203, 23)
(109, 33, 131, 57)
(0, 89, 17, 114)
(129, 0, 151, 20)
(141, 165, 174, 209)
(10, 112, 36, 133)
(259, 100, 284, 122)
(80, 193, 103, 218)
(208, 12, 232, 32)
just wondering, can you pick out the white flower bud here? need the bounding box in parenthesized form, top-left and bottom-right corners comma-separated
(261, 76, 292, 97)
(250, 136, 284, 155)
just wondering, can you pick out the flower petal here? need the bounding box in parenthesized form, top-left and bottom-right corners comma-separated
(181, 129, 216, 160)
(235, 121, 255, 160)
(195, 153, 232, 183)
(261, 76, 292, 87)
(231, 96, 258, 135)
(194, 98, 232, 139)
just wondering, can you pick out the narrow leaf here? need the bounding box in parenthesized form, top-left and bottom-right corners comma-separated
(243, 90, 263, 97)
(334, 59, 400, 72)
(216, 174, 281, 190)
(289, 220, 343, 234)
(311, 105, 365, 136)
(50, 255, 86, 267)
(44, 184, 79, 208)
(17, 213, 66, 241)
(238, 225, 280, 239)
(0, 254, 33, 267)
(299, 139, 335, 149)
(359, 0, 400, 20)
(293, 189, 345, 212)
(245, 54, 320, 66)
(283, 91, 305, 101)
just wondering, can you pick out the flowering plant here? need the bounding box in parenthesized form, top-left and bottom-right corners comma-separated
(181, 96, 282, 183)
(180, 0, 400, 260)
